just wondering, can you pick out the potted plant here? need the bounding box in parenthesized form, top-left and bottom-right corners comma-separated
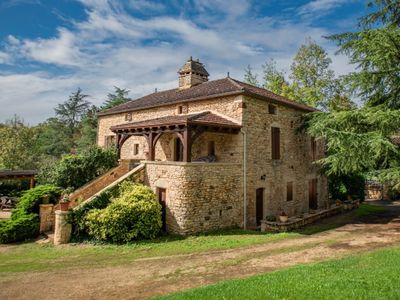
(59, 195, 70, 211)
(335, 199, 342, 207)
(278, 211, 288, 223)
(266, 215, 276, 222)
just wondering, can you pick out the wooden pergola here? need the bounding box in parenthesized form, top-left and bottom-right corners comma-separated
(110, 111, 241, 162)
(0, 170, 38, 189)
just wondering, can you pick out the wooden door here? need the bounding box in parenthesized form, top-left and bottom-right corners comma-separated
(174, 138, 183, 162)
(158, 188, 167, 231)
(256, 188, 264, 226)
(309, 179, 318, 210)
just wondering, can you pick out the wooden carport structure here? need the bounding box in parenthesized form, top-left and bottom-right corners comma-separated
(0, 170, 38, 189)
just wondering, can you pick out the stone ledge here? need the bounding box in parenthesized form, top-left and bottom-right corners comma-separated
(260, 200, 360, 232)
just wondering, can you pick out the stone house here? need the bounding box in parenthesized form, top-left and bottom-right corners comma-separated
(96, 58, 328, 235)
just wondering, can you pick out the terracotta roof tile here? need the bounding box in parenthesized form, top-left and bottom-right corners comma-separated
(99, 77, 316, 116)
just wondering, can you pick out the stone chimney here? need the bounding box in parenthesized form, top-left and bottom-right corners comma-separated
(178, 57, 209, 89)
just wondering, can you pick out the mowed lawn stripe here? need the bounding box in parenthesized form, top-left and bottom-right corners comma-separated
(157, 245, 400, 300)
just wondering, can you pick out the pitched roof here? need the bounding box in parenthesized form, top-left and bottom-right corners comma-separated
(99, 77, 317, 116)
(110, 111, 241, 132)
(0, 170, 37, 179)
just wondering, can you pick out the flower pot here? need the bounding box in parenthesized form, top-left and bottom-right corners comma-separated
(279, 215, 288, 223)
(60, 202, 69, 211)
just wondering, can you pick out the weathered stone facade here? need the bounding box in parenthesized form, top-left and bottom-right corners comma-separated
(144, 161, 243, 234)
(242, 95, 328, 227)
(96, 60, 328, 234)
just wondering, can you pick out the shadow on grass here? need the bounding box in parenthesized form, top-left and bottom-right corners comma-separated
(69, 203, 397, 247)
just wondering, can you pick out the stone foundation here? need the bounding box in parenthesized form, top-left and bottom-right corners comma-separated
(145, 161, 243, 235)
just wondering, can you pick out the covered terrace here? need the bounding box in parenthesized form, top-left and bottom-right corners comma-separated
(110, 111, 242, 162)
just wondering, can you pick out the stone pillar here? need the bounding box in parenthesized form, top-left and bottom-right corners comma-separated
(39, 204, 54, 233)
(54, 210, 72, 245)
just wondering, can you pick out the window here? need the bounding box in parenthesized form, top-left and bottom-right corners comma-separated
(271, 127, 280, 160)
(105, 135, 116, 148)
(311, 137, 317, 160)
(287, 182, 293, 201)
(125, 113, 132, 121)
(268, 104, 277, 115)
(177, 105, 183, 114)
(133, 143, 139, 155)
(208, 141, 215, 156)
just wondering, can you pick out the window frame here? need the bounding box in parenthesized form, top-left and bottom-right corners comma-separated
(271, 127, 281, 160)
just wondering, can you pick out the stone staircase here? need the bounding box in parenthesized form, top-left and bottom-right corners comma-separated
(74, 163, 145, 209)
(68, 160, 140, 208)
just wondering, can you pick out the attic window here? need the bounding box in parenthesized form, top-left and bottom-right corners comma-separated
(177, 105, 183, 114)
(125, 113, 132, 121)
(268, 104, 277, 115)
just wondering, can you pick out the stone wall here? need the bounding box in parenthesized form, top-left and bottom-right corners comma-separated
(242, 96, 328, 227)
(144, 161, 243, 235)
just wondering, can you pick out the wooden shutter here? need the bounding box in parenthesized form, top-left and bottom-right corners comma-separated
(311, 137, 317, 160)
(271, 127, 281, 160)
(287, 182, 293, 201)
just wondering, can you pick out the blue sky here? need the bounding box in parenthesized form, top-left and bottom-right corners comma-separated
(0, 0, 368, 124)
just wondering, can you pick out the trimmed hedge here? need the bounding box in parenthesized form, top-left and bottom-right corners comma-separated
(12, 185, 62, 219)
(0, 185, 61, 244)
(84, 183, 162, 243)
(0, 214, 39, 244)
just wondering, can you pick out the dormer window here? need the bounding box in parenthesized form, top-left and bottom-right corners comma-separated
(125, 113, 132, 121)
(268, 104, 277, 115)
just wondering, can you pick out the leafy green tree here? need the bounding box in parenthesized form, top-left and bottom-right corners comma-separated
(35, 118, 73, 158)
(101, 87, 130, 110)
(243, 65, 259, 86)
(327, 0, 400, 109)
(76, 105, 99, 151)
(327, 78, 356, 112)
(55, 88, 90, 133)
(290, 39, 335, 108)
(262, 59, 295, 99)
(38, 145, 118, 189)
(0, 115, 39, 170)
(305, 1, 400, 194)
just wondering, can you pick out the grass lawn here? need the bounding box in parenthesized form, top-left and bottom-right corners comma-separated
(0, 203, 386, 274)
(0, 229, 299, 273)
(157, 245, 400, 300)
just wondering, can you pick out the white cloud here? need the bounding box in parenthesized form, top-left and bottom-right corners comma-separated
(298, 0, 351, 16)
(19, 28, 82, 66)
(0, 52, 10, 64)
(0, 0, 358, 124)
(128, 0, 165, 12)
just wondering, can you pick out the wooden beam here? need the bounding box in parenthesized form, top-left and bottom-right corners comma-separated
(183, 127, 192, 162)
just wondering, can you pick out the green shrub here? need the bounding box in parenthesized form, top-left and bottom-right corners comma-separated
(71, 184, 120, 235)
(329, 173, 366, 201)
(84, 183, 162, 243)
(0, 185, 61, 244)
(12, 185, 62, 219)
(0, 214, 39, 243)
(38, 145, 118, 189)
